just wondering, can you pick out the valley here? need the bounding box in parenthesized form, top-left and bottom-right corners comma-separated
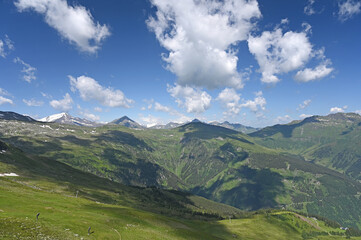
(1, 111, 361, 234)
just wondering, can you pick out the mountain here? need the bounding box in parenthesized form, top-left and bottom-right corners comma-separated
(210, 121, 259, 134)
(0, 111, 37, 122)
(1, 140, 359, 239)
(249, 112, 361, 180)
(39, 112, 100, 127)
(191, 118, 202, 123)
(150, 122, 183, 129)
(1, 118, 361, 229)
(109, 115, 144, 129)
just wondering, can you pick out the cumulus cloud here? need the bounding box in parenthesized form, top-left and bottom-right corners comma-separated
(0, 35, 14, 58)
(147, 0, 261, 89)
(217, 88, 241, 115)
(240, 91, 266, 113)
(13, 57, 36, 83)
(15, 0, 110, 53)
(248, 23, 332, 84)
(298, 99, 312, 110)
(248, 27, 312, 83)
(338, 0, 361, 21)
(23, 98, 44, 107)
(69, 75, 134, 108)
(217, 89, 266, 116)
(50, 93, 73, 112)
(330, 106, 348, 113)
(167, 84, 211, 113)
(295, 59, 333, 82)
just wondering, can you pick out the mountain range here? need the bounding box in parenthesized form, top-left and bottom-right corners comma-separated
(1, 110, 361, 231)
(9, 111, 258, 133)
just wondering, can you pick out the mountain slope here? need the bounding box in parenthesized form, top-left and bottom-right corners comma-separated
(0, 111, 37, 122)
(1, 119, 361, 229)
(1, 140, 358, 239)
(249, 113, 361, 180)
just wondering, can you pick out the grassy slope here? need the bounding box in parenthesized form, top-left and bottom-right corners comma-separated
(1, 120, 361, 229)
(0, 142, 356, 239)
(249, 113, 361, 180)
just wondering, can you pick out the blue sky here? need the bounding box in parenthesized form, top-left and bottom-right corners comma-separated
(0, 0, 361, 127)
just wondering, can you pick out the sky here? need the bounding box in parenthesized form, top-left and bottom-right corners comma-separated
(0, 0, 361, 128)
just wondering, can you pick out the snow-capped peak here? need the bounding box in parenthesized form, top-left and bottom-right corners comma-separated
(39, 112, 69, 122)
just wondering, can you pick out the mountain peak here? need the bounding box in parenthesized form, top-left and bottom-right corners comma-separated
(119, 116, 133, 122)
(110, 116, 143, 129)
(191, 119, 201, 123)
(39, 112, 99, 127)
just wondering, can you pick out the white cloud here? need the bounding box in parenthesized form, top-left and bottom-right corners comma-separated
(13, 57, 36, 83)
(69, 75, 134, 108)
(49, 93, 73, 112)
(0, 35, 14, 58)
(15, 0, 110, 53)
(0, 96, 13, 105)
(217, 88, 241, 115)
(172, 114, 192, 124)
(23, 98, 44, 107)
(167, 84, 211, 114)
(0, 88, 11, 96)
(300, 113, 312, 119)
(295, 59, 333, 82)
(154, 102, 171, 112)
(80, 112, 100, 122)
(330, 106, 348, 113)
(248, 22, 333, 84)
(147, 0, 261, 89)
(298, 99, 312, 110)
(355, 110, 361, 115)
(338, 0, 361, 21)
(41, 92, 52, 99)
(0, 40, 4, 58)
(280, 18, 289, 25)
(304, 0, 316, 15)
(4, 35, 15, 51)
(248, 27, 313, 83)
(217, 89, 266, 116)
(240, 91, 266, 113)
(139, 114, 164, 128)
(275, 115, 292, 124)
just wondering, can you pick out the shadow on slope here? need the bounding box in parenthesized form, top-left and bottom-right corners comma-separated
(178, 122, 254, 144)
(192, 166, 285, 211)
(0, 140, 242, 222)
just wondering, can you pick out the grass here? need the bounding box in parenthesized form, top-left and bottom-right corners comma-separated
(2, 119, 361, 230)
(2, 177, 358, 239)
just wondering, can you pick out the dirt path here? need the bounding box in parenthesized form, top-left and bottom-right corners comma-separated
(294, 213, 322, 230)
